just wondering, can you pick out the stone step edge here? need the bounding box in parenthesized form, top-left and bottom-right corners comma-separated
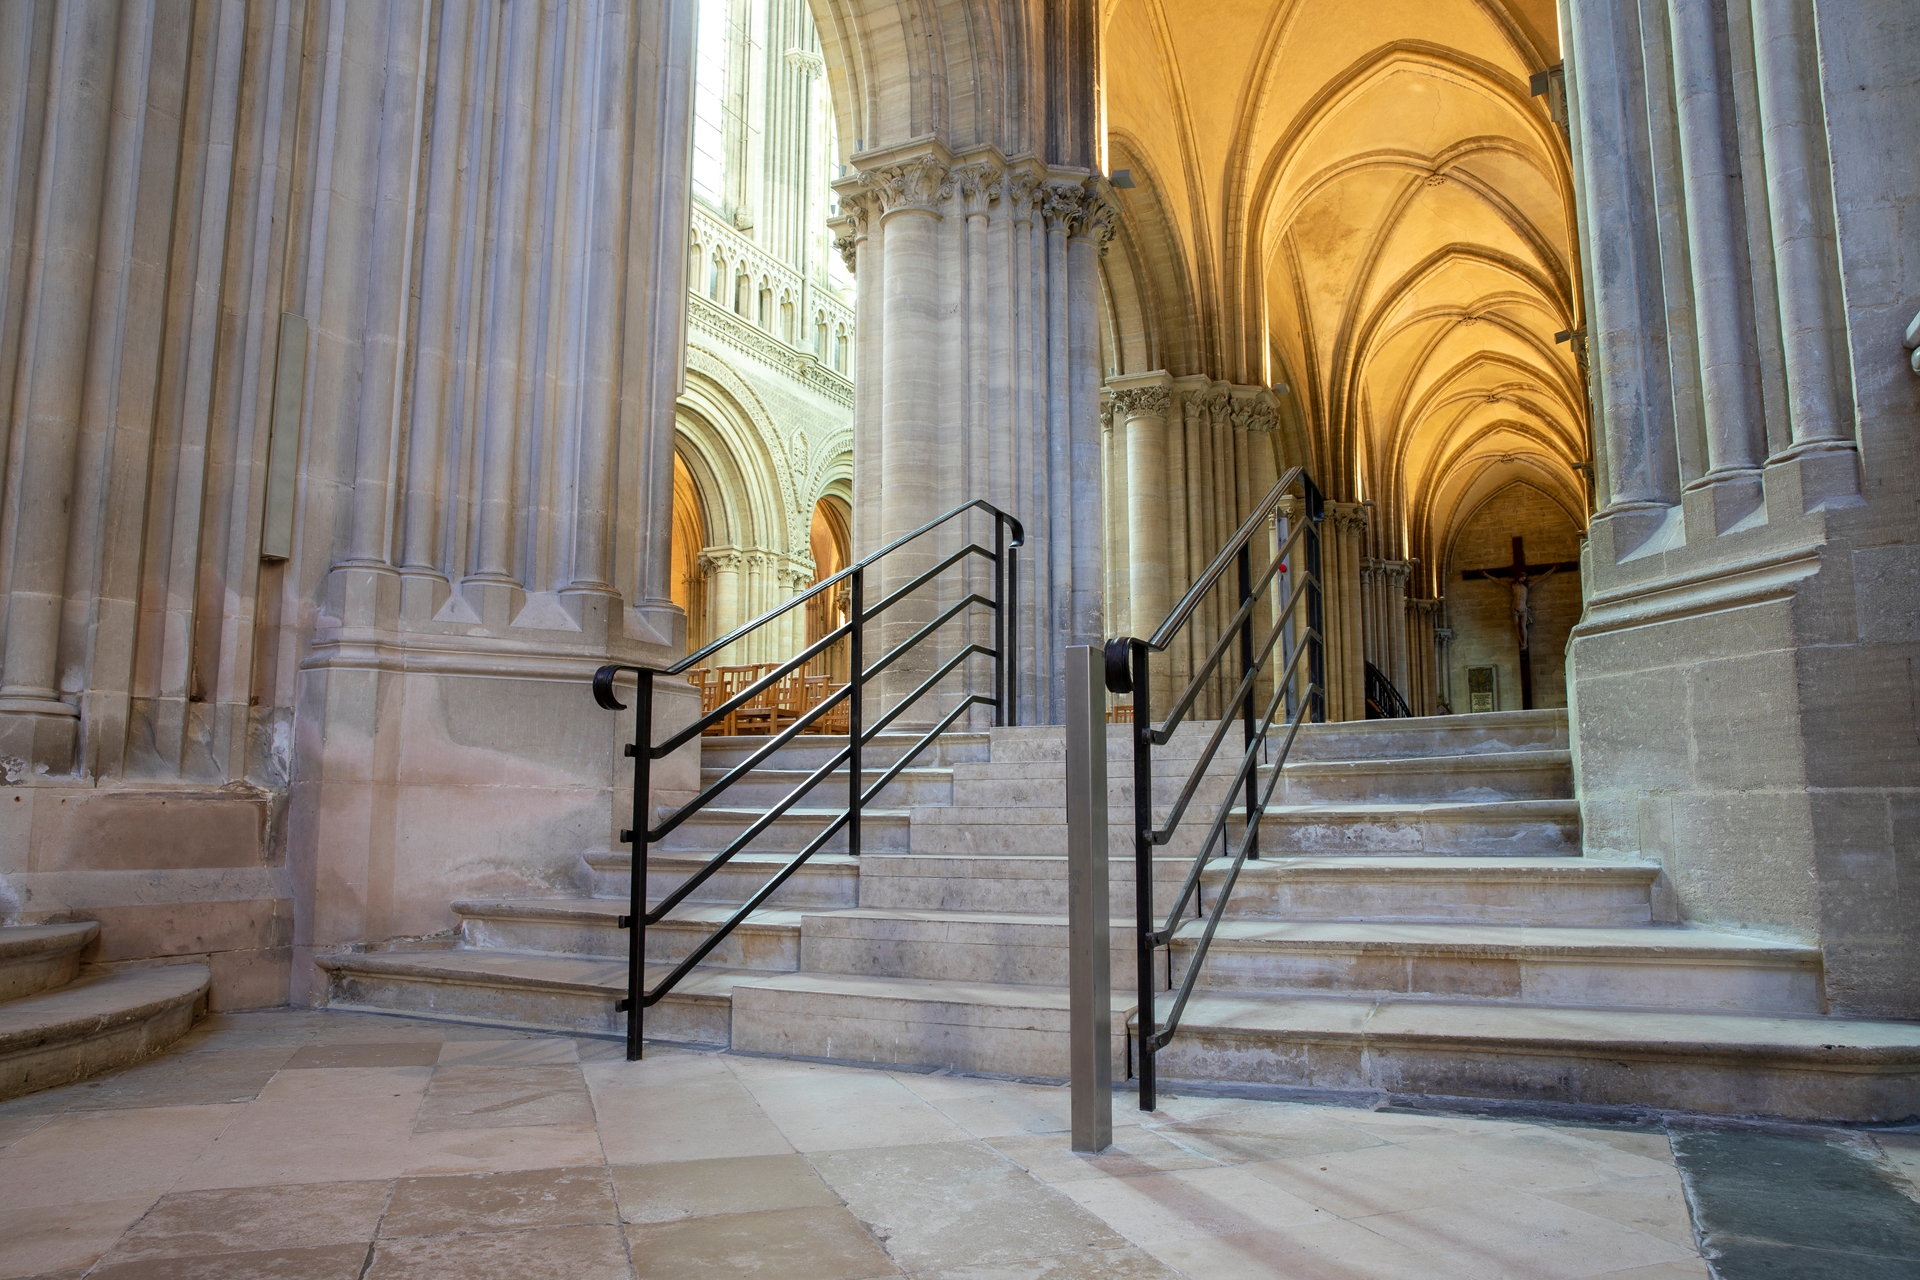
(910, 798, 1583, 823)
(453, 899, 805, 932)
(1167, 923, 1819, 961)
(0, 964, 210, 1055)
(314, 950, 746, 1006)
(957, 748, 1573, 779)
(1145, 995, 1920, 1064)
(0, 922, 101, 966)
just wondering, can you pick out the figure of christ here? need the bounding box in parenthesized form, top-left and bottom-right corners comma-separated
(1460, 535, 1581, 709)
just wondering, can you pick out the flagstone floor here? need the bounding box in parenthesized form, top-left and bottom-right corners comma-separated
(0, 1008, 1907, 1278)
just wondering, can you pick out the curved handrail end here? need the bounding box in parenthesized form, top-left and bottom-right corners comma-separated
(1103, 637, 1136, 694)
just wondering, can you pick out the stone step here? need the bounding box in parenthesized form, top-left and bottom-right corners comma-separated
(698, 732, 990, 772)
(854, 854, 1656, 926)
(799, 907, 1134, 989)
(315, 948, 750, 1046)
(728, 971, 1132, 1077)
(452, 898, 803, 971)
(1167, 922, 1823, 1014)
(1198, 857, 1658, 926)
(654, 806, 912, 854)
(905, 799, 1581, 858)
(1281, 708, 1569, 761)
(985, 709, 1567, 765)
(699, 766, 953, 808)
(949, 748, 1571, 809)
(1144, 993, 1920, 1122)
(0, 963, 209, 1101)
(1276, 749, 1571, 804)
(854, 854, 1190, 915)
(0, 922, 100, 1002)
(586, 850, 861, 907)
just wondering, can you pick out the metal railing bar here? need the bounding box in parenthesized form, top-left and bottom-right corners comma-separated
(857, 643, 994, 744)
(859, 694, 991, 808)
(669, 501, 1024, 674)
(1151, 521, 1309, 742)
(655, 620, 854, 754)
(651, 685, 853, 834)
(642, 807, 853, 1004)
(1155, 651, 1316, 941)
(864, 544, 997, 625)
(643, 741, 853, 923)
(860, 594, 995, 684)
(1151, 596, 1316, 844)
(1150, 686, 1319, 1047)
(1147, 467, 1308, 650)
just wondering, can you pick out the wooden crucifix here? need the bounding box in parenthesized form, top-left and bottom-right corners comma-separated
(1460, 535, 1580, 710)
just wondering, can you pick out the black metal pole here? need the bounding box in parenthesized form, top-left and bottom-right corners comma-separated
(995, 519, 1007, 727)
(848, 566, 864, 857)
(1133, 642, 1157, 1111)
(1006, 537, 1020, 727)
(1237, 544, 1258, 862)
(625, 670, 654, 1062)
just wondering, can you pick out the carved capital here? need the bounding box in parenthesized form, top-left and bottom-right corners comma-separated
(697, 548, 746, 576)
(1004, 169, 1041, 219)
(1077, 190, 1117, 250)
(1041, 181, 1087, 232)
(953, 163, 1003, 217)
(1111, 386, 1171, 419)
(864, 157, 953, 215)
(784, 48, 825, 77)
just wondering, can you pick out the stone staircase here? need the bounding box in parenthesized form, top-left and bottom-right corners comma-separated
(0, 922, 209, 1099)
(316, 708, 1920, 1121)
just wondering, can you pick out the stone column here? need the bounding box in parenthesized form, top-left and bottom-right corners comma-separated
(1667, 0, 1766, 524)
(1749, 0, 1858, 504)
(837, 146, 1111, 725)
(0, 2, 125, 771)
(1321, 504, 1369, 721)
(1109, 375, 1173, 639)
(1565, 0, 1681, 548)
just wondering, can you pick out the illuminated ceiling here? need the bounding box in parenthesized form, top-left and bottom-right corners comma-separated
(1099, 0, 1587, 594)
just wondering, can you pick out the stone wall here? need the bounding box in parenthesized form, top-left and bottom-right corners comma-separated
(1563, 0, 1920, 1017)
(1445, 484, 1583, 712)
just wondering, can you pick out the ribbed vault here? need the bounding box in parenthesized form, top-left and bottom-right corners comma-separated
(1100, 0, 1587, 596)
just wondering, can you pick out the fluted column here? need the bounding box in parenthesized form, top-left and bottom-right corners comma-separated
(0, 2, 126, 769)
(1111, 375, 1173, 639)
(1750, 0, 1858, 502)
(1667, 0, 1765, 507)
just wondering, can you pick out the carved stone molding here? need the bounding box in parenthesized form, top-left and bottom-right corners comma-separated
(1112, 386, 1171, 418)
(783, 48, 824, 77)
(1040, 180, 1089, 232)
(1078, 190, 1117, 251)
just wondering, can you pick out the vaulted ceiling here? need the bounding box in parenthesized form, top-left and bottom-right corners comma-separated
(1099, 0, 1588, 595)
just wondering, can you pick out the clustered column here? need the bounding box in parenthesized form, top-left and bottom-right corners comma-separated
(835, 146, 1113, 726)
(1565, 0, 1861, 556)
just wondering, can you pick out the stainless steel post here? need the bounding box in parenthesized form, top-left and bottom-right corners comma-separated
(1065, 645, 1112, 1154)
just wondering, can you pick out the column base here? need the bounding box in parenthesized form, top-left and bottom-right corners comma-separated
(1682, 468, 1765, 539)
(1767, 442, 1863, 514)
(0, 697, 80, 777)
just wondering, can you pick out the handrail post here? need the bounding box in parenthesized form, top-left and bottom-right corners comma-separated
(848, 566, 864, 857)
(1131, 641, 1156, 1112)
(625, 669, 654, 1062)
(1237, 544, 1258, 862)
(995, 519, 1008, 728)
(1064, 646, 1111, 1153)
(1006, 530, 1020, 726)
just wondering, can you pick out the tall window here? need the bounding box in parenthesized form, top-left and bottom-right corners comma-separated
(690, 0, 728, 206)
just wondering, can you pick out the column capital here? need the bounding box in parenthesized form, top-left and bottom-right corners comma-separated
(861, 155, 953, 217)
(1106, 370, 1174, 420)
(952, 161, 1004, 217)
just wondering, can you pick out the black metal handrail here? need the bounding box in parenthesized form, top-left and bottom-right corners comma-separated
(1102, 467, 1325, 1110)
(593, 500, 1025, 1060)
(1365, 662, 1413, 718)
